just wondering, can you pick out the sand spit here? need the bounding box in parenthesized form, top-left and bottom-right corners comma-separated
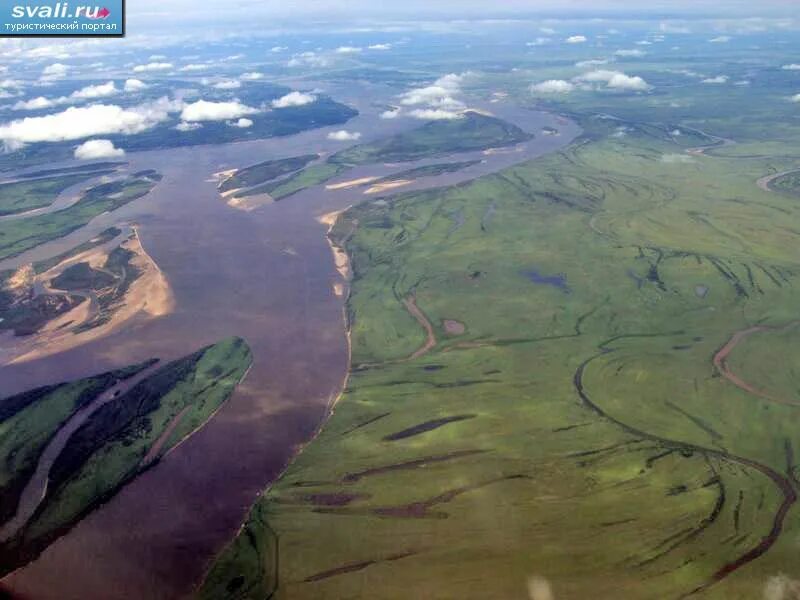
(325, 177, 379, 191)
(212, 169, 238, 185)
(225, 193, 275, 212)
(365, 179, 414, 194)
(317, 209, 352, 282)
(5, 227, 174, 366)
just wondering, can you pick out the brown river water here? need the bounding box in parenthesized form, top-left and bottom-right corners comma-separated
(0, 82, 579, 599)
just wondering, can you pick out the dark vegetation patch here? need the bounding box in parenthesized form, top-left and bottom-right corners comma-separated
(329, 112, 533, 165)
(383, 414, 477, 441)
(0, 171, 115, 216)
(342, 449, 487, 483)
(0, 359, 156, 525)
(15, 162, 125, 179)
(0, 175, 157, 262)
(219, 154, 318, 192)
(303, 552, 415, 583)
(372, 160, 482, 185)
(524, 268, 570, 293)
(769, 171, 800, 197)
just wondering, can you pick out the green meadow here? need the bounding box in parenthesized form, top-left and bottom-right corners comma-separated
(329, 111, 532, 165)
(0, 171, 114, 217)
(0, 337, 252, 576)
(201, 106, 800, 598)
(0, 174, 158, 262)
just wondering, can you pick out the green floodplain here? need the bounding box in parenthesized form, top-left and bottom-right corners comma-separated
(768, 171, 800, 197)
(0, 170, 116, 217)
(370, 159, 483, 185)
(0, 169, 160, 338)
(0, 337, 252, 576)
(234, 112, 530, 202)
(219, 154, 318, 193)
(200, 104, 800, 598)
(328, 111, 531, 165)
(0, 172, 159, 262)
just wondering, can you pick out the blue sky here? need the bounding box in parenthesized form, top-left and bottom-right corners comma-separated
(130, 0, 799, 24)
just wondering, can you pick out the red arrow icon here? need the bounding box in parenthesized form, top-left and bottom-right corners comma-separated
(97, 7, 110, 18)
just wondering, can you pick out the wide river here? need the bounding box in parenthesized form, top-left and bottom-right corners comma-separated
(0, 81, 579, 599)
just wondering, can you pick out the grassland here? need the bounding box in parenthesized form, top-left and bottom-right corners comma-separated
(219, 154, 318, 193)
(371, 159, 482, 184)
(200, 111, 800, 599)
(0, 361, 156, 526)
(233, 113, 529, 203)
(240, 163, 348, 200)
(329, 111, 532, 165)
(0, 337, 252, 575)
(15, 162, 125, 179)
(0, 171, 115, 217)
(0, 174, 158, 262)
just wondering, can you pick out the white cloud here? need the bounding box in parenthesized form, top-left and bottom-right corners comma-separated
(124, 79, 148, 92)
(74, 139, 125, 160)
(149, 54, 167, 60)
(540, 27, 557, 35)
(71, 81, 118, 100)
(271, 46, 288, 53)
(240, 72, 264, 80)
(175, 121, 202, 132)
(615, 49, 646, 57)
(327, 129, 361, 141)
(408, 108, 462, 120)
(335, 46, 362, 54)
(180, 99, 258, 122)
(133, 62, 173, 73)
(566, 35, 587, 44)
(231, 118, 253, 128)
(180, 63, 210, 72)
(709, 36, 732, 43)
(526, 38, 551, 47)
(287, 51, 329, 68)
(13, 96, 54, 111)
(380, 108, 401, 119)
(400, 73, 466, 110)
(12, 81, 119, 111)
(792, 94, 800, 103)
(41, 63, 69, 80)
(271, 91, 317, 108)
(579, 70, 651, 91)
(213, 80, 242, 90)
(606, 73, 651, 91)
(576, 59, 609, 68)
(368, 43, 392, 50)
(782, 64, 800, 70)
(531, 79, 575, 94)
(0, 99, 179, 150)
(702, 75, 729, 84)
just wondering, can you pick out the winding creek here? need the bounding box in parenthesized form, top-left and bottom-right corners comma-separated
(0, 82, 580, 599)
